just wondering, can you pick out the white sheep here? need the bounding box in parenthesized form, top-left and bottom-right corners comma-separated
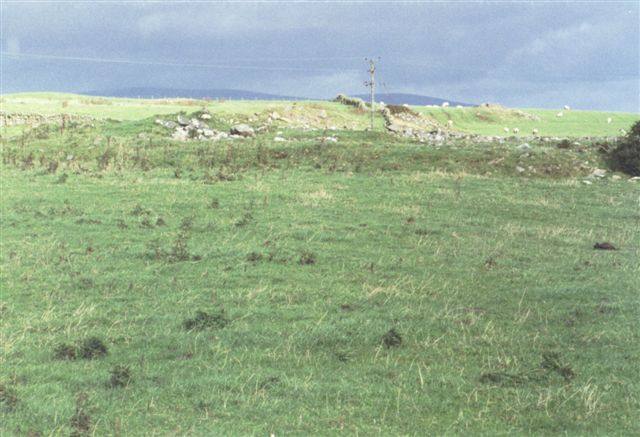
(532, 128, 539, 135)
(607, 117, 612, 124)
(557, 112, 564, 117)
(442, 102, 450, 108)
(563, 105, 571, 111)
(503, 127, 510, 133)
(513, 127, 520, 134)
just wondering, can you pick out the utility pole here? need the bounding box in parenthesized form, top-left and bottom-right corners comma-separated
(364, 57, 379, 130)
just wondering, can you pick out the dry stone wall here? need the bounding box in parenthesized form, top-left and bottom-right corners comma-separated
(0, 112, 95, 127)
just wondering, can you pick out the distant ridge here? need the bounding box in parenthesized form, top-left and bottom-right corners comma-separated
(82, 88, 472, 107)
(83, 87, 312, 101)
(354, 93, 474, 107)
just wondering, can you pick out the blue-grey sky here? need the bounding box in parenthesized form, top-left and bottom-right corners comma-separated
(1, 1, 639, 111)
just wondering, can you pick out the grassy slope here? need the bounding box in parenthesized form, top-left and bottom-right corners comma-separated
(1, 95, 639, 435)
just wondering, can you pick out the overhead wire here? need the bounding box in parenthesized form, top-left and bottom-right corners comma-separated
(1, 51, 364, 72)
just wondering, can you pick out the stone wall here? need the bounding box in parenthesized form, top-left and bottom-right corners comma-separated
(0, 112, 94, 127)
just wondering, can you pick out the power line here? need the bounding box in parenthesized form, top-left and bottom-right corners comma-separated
(1, 51, 362, 73)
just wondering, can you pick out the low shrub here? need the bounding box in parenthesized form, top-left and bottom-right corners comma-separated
(608, 120, 640, 176)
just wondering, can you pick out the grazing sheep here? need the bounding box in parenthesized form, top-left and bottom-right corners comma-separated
(455, 105, 463, 109)
(607, 117, 612, 124)
(532, 128, 539, 135)
(513, 127, 520, 134)
(442, 102, 450, 108)
(563, 105, 571, 110)
(557, 112, 564, 117)
(503, 127, 510, 133)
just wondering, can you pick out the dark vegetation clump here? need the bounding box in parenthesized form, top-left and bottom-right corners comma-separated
(298, 251, 316, 265)
(0, 384, 19, 412)
(382, 328, 402, 348)
(541, 352, 575, 383)
(53, 337, 108, 360)
(479, 372, 533, 386)
(109, 365, 132, 388)
(169, 231, 192, 262)
(480, 352, 574, 386)
(235, 212, 253, 227)
(607, 120, 640, 176)
(53, 342, 77, 360)
(594, 242, 617, 250)
(77, 337, 109, 359)
(246, 252, 263, 262)
(557, 139, 572, 149)
(183, 310, 229, 331)
(70, 393, 92, 437)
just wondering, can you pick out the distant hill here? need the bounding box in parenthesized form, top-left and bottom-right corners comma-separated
(83, 88, 311, 101)
(82, 88, 473, 107)
(354, 93, 474, 107)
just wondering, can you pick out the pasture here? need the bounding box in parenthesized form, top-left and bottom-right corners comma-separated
(1, 95, 639, 435)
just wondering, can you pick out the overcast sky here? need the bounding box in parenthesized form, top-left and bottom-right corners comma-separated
(1, 1, 639, 111)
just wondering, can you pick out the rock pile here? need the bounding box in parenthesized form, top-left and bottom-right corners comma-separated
(381, 106, 454, 143)
(155, 112, 256, 141)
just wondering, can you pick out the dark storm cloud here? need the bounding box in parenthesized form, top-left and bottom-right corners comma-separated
(1, 1, 638, 111)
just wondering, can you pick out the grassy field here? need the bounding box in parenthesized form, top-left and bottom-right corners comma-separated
(2, 92, 637, 137)
(414, 106, 638, 137)
(1, 96, 639, 435)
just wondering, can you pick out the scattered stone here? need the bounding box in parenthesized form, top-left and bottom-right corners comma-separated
(200, 113, 212, 120)
(172, 128, 189, 142)
(156, 119, 177, 129)
(325, 137, 338, 143)
(591, 168, 607, 178)
(516, 143, 531, 152)
(176, 115, 190, 126)
(230, 124, 255, 137)
(611, 175, 622, 180)
(274, 136, 286, 142)
(201, 128, 215, 138)
(594, 242, 617, 250)
(582, 180, 592, 185)
(516, 166, 525, 173)
(318, 110, 327, 119)
(386, 123, 402, 133)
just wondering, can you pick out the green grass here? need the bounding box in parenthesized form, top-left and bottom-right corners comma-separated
(413, 106, 638, 137)
(1, 97, 639, 435)
(3, 93, 636, 138)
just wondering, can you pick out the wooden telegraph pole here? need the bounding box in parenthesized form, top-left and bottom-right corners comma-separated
(364, 57, 379, 130)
